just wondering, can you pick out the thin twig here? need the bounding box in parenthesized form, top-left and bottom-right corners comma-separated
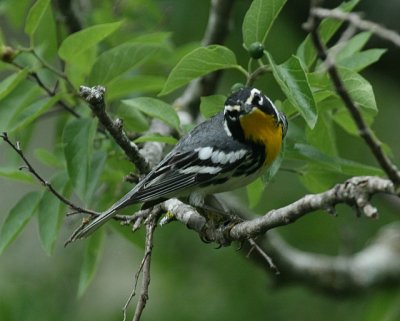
(30, 49, 69, 81)
(0, 132, 96, 215)
(246, 65, 270, 87)
(304, 8, 400, 186)
(11, 61, 81, 118)
(0, 132, 149, 247)
(123, 215, 157, 321)
(312, 7, 400, 48)
(247, 238, 280, 275)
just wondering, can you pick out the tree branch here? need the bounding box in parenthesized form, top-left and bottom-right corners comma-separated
(162, 177, 400, 293)
(311, 7, 400, 48)
(123, 213, 157, 321)
(162, 176, 396, 244)
(303, 6, 400, 186)
(258, 225, 400, 293)
(79, 86, 151, 174)
(0, 132, 97, 216)
(11, 61, 81, 119)
(230, 176, 394, 240)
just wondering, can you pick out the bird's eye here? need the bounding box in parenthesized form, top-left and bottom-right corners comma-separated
(252, 94, 263, 106)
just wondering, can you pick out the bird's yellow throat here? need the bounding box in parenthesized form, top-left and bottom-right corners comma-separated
(239, 108, 283, 166)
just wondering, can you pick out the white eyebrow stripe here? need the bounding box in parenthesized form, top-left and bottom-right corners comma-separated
(265, 95, 279, 118)
(245, 88, 261, 105)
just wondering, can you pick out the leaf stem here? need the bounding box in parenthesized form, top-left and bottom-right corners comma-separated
(234, 65, 250, 81)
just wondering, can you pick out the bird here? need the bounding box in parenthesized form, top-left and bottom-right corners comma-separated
(72, 87, 288, 240)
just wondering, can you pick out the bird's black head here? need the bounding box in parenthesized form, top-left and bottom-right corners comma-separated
(223, 87, 287, 142)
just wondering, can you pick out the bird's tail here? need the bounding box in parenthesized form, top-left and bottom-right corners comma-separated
(69, 184, 144, 242)
(70, 208, 117, 241)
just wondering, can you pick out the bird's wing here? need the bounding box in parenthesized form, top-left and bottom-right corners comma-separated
(128, 150, 224, 202)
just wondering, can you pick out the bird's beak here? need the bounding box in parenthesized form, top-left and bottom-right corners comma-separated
(241, 102, 254, 114)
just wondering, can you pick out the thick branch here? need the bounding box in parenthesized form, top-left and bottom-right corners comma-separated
(79, 86, 151, 174)
(304, 8, 400, 186)
(230, 176, 394, 240)
(259, 225, 400, 293)
(163, 176, 395, 244)
(163, 178, 399, 293)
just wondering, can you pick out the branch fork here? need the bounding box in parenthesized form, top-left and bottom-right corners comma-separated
(79, 85, 151, 174)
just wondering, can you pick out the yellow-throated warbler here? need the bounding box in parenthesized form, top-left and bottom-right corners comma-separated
(73, 87, 288, 239)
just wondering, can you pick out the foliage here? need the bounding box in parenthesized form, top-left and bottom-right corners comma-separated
(0, 0, 398, 320)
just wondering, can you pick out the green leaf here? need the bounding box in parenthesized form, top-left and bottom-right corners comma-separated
(107, 75, 166, 101)
(286, 143, 340, 171)
(34, 148, 63, 168)
(300, 165, 345, 193)
(306, 111, 337, 156)
(246, 178, 264, 209)
(0, 69, 29, 101)
(58, 21, 123, 61)
(242, 0, 287, 47)
(263, 143, 285, 182)
(0, 82, 42, 132)
(88, 33, 169, 85)
(200, 95, 226, 118)
(339, 158, 383, 176)
(63, 118, 97, 202)
(268, 54, 317, 128)
(134, 134, 178, 145)
(336, 49, 386, 72)
(85, 151, 107, 204)
(309, 68, 377, 134)
(332, 106, 376, 136)
(24, 0, 50, 38)
(77, 229, 104, 297)
(296, 0, 360, 68)
(30, 0, 57, 60)
(122, 97, 180, 130)
(0, 192, 40, 255)
(160, 45, 239, 96)
(0, 168, 34, 183)
(65, 46, 97, 88)
(333, 31, 372, 60)
(37, 172, 70, 255)
(339, 68, 377, 111)
(363, 290, 400, 321)
(320, 31, 382, 72)
(8, 94, 62, 132)
(116, 103, 149, 133)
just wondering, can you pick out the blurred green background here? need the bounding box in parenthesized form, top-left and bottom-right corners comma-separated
(1, 0, 400, 320)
